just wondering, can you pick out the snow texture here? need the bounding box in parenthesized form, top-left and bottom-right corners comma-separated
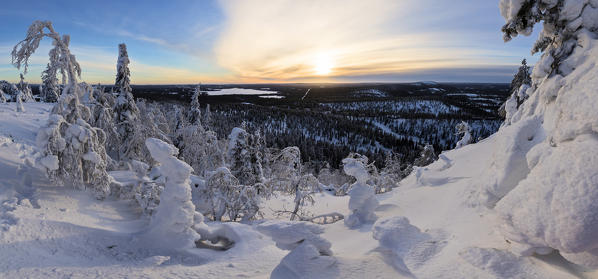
(342, 155, 378, 228)
(372, 216, 447, 276)
(490, 0, 598, 268)
(258, 220, 336, 279)
(138, 138, 200, 253)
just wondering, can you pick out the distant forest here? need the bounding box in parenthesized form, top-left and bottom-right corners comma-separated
(130, 82, 509, 170)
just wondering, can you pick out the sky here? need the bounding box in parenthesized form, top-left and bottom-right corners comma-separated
(0, 0, 541, 84)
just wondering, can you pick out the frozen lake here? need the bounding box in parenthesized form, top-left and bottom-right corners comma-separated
(207, 88, 278, 96)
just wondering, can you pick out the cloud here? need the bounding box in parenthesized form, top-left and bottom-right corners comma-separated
(213, 0, 528, 82)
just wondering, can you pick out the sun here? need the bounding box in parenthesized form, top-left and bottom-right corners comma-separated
(314, 53, 334, 75)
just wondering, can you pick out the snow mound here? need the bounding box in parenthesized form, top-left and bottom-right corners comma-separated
(372, 216, 447, 276)
(257, 220, 332, 255)
(459, 247, 558, 279)
(270, 241, 337, 279)
(488, 4, 598, 269)
(258, 220, 336, 279)
(497, 134, 598, 261)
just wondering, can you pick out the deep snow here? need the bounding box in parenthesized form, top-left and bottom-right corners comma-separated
(1, 102, 595, 278)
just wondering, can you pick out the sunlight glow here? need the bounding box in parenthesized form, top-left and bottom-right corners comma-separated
(314, 53, 334, 76)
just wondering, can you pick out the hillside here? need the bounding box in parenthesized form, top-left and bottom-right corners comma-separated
(0, 99, 594, 278)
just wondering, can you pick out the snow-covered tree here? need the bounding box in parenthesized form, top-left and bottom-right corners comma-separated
(205, 167, 239, 221)
(15, 90, 25, 112)
(0, 89, 6, 103)
(113, 43, 143, 162)
(115, 43, 131, 94)
(17, 74, 34, 102)
(204, 103, 212, 127)
(13, 21, 111, 198)
(500, 59, 532, 123)
(511, 59, 531, 105)
(414, 144, 438, 167)
(178, 123, 225, 177)
(342, 153, 378, 228)
(88, 84, 118, 166)
(269, 146, 302, 192)
(290, 174, 319, 220)
(500, 0, 595, 78)
(188, 83, 202, 125)
(40, 41, 60, 103)
(226, 127, 264, 186)
(140, 138, 200, 252)
(454, 121, 471, 149)
(477, 0, 598, 268)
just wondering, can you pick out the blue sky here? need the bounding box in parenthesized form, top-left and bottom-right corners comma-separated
(0, 0, 540, 84)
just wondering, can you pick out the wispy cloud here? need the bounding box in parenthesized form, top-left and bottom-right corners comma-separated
(214, 0, 529, 82)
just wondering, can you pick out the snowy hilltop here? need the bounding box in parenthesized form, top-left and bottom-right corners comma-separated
(1, 0, 598, 278)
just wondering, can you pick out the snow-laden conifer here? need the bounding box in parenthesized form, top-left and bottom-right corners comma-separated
(17, 74, 34, 102)
(454, 121, 471, 149)
(40, 41, 60, 102)
(478, 0, 598, 268)
(188, 83, 202, 125)
(12, 21, 111, 198)
(227, 127, 264, 185)
(140, 138, 200, 252)
(113, 43, 144, 162)
(0, 89, 6, 103)
(342, 153, 378, 228)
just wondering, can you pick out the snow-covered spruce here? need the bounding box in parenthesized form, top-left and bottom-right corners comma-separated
(12, 21, 112, 198)
(342, 153, 378, 228)
(0, 89, 6, 103)
(138, 138, 200, 253)
(500, 59, 531, 124)
(454, 121, 471, 149)
(88, 84, 119, 167)
(113, 43, 144, 162)
(201, 166, 263, 222)
(17, 74, 34, 103)
(15, 91, 25, 112)
(257, 221, 336, 279)
(413, 144, 438, 167)
(40, 41, 61, 103)
(177, 118, 224, 177)
(477, 0, 598, 268)
(226, 127, 264, 186)
(188, 83, 202, 125)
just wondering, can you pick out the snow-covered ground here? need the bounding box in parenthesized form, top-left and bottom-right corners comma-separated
(1, 101, 595, 278)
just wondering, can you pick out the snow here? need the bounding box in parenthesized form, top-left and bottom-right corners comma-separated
(206, 88, 278, 96)
(342, 156, 379, 228)
(139, 138, 200, 253)
(1, 101, 594, 278)
(259, 95, 285, 99)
